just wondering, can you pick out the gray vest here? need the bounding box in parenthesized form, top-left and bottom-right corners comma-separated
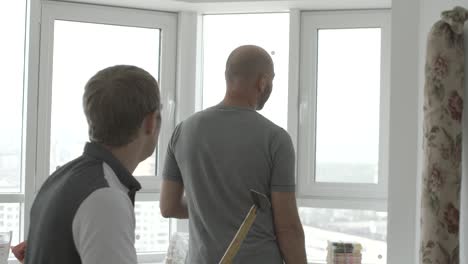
(25, 142, 141, 264)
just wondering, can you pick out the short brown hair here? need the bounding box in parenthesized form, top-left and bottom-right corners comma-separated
(83, 65, 161, 147)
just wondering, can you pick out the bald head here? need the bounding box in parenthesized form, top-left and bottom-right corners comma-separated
(222, 45, 275, 110)
(225, 45, 274, 84)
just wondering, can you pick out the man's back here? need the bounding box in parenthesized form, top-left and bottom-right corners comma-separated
(26, 143, 140, 264)
(163, 105, 295, 263)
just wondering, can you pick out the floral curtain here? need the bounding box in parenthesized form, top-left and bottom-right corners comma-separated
(421, 6, 468, 264)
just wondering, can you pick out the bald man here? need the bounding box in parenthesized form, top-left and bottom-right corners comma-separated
(160, 45, 307, 263)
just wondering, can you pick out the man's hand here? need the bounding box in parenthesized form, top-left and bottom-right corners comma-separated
(11, 241, 27, 263)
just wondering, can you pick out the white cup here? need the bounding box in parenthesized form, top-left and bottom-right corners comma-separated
(0, 231, 12, 264)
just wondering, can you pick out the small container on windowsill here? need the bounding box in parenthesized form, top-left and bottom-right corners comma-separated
(0, 231, 12, 264)
(326, 241, 362, 264)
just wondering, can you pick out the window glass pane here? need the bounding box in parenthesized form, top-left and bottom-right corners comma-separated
(202, 14, 289, 130)
(0, 1, 27, 193)
(134, 201, 169, 253)
(315, 28, 381, 184)
(0, 203, 20, 247)
(50, 20, 161, 176)
(299, 207, 386, 263)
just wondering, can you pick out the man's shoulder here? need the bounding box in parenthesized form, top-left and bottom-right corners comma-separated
(73, 187, 134, 241)
(173, 106, 289, 140)
(51, 154, 103, 178)
(271, 125, 291, 140)
(184, 107, 216, 121)
(170, 108, 212, 135)
(39, 156, 110, 204)
(78, 187, 133, 215)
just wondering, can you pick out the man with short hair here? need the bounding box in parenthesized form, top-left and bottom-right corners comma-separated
(160, 45, 307, 263)
(24, 65, 162, 264)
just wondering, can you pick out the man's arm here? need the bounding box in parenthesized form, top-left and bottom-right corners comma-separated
(160, 179, 188, 219)
(160, 123, 188, 219)
(272, 192, 307, 264)
(269, 129, 307, 263)
(73, 188, 137, 264)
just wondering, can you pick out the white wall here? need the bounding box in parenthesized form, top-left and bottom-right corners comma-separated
(387, 0, 421, 263)
(389, 1, 468, 263)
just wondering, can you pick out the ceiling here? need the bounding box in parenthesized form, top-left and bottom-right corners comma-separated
(56, 0, 391, 13)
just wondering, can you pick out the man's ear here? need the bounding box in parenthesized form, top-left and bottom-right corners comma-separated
(257, 74, 268, 93)
(143, 111, 158, 135)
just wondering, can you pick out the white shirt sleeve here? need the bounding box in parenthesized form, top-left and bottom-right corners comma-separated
(72, 188, 137, 264)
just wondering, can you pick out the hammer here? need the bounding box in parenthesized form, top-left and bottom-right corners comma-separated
(219, 190, 271, 264)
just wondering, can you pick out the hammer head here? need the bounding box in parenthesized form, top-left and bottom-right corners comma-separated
(250, 189, 271, 211)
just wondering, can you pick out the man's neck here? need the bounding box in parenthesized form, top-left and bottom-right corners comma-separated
(103, 144, 141, 174)
(222, 89, 257, 110)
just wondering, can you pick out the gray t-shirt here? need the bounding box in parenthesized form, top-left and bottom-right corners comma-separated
(163, 105, 296, 264)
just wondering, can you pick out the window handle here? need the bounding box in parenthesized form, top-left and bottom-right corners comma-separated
(166, 99, 175, 123)
(299, 102, 307, 125)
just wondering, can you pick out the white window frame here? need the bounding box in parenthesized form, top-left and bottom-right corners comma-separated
(36, 1, 178, 261)
(297, 10, 391, 207)
(36, 1, 177, 193)
(192, 10, 391, 208)
(0, 0, 38, 250)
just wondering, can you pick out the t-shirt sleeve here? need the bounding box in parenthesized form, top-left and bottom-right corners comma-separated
(72, 188, 137, 264)
(162, 123, 183, 183)
(270, 128, 296, 192)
